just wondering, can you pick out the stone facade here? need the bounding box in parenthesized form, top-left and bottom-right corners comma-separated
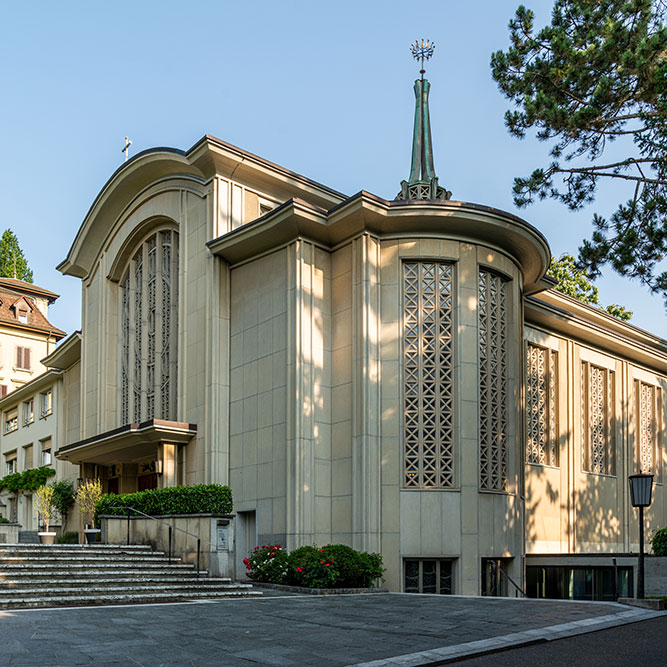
(53, 134, 667, 597)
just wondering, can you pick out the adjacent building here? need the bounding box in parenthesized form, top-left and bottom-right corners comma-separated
(0, 278, 65, 396)
(0, 282, 70, 529)
(51, 74, 667, 598)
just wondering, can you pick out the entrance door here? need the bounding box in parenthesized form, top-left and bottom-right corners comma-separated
(138, 473, 158, 491)
(107, 478, 119, 495)
(235, 510, 256, 579)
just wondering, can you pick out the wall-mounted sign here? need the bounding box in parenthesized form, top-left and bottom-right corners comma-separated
(216, 521, 229, 551)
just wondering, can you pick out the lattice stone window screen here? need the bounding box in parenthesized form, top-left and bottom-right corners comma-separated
(636, 381, 662, 478)
(120, 229, 179, 424)
(525, 343, 558, 467)
(479, 269, 509, 491)
(403, 261, 455, 488)
(404, 559, 454, 594)
(581, 362, 615, 475)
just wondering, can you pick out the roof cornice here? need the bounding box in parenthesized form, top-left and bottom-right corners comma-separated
(525, 290, 667, 372)
(207, 191, 551, 293)
(42, 331, 81, 371)
(0, 369, 63, 409)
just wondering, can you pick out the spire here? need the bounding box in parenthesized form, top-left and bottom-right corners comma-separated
(396, 39, 451, 202)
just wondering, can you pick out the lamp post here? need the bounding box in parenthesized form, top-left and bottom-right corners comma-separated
(628, 473, 654, 599)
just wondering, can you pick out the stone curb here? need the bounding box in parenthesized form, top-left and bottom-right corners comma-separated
(347, 606, 666, 666)
(252, 582, 389, 595)
(618, 597, 665, 610)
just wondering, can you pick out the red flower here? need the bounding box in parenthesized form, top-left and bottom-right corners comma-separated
(243, 558, 249, 565)
(324, 563, 330, 567)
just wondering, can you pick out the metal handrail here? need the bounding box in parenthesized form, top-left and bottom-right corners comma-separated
(488, 560, 526, 598)
(111, 505, 212, 575)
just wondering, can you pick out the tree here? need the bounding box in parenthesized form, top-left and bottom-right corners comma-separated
(548, 253, 633, 320)
(491, 1, 667, 303)
(0, 229, 33, 283)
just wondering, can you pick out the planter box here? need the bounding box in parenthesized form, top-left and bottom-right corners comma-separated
(251, 582, 389, 596)
(100, 514, 235, 577)
(0, 523, 20, 544)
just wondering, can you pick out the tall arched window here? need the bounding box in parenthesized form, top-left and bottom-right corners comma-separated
(120, 229, 178, 424)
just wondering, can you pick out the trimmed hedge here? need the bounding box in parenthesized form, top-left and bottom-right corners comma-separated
(95, 484, 233, 523)
(0, 467, 55, 493)
(651, 527, 667, 556)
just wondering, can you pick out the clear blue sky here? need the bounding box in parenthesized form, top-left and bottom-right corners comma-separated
(1, 0, 665, 337)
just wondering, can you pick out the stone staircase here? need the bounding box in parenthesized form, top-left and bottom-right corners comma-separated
(0, 544, 261, 608)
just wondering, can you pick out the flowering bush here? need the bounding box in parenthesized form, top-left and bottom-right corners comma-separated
(244, 544, 289, 583)
(288, 546, 338, 588)
(245, 542, 384, 588)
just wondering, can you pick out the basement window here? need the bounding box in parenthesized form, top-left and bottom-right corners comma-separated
(404, 559, 454, 594)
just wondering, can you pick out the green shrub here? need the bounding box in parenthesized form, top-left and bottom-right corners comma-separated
(95, 484, 233, 524)
(0, 467, 55, 493)
(244, 544, 289, 583)
(51, 480, 76, 521)
(288, 545, 338, 588)
(651, 527, 667, 555)
(56, 530, 79, 544)
(0, 517, 10, 524)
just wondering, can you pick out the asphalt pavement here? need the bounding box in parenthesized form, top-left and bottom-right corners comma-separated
(0, 593, 662, 666)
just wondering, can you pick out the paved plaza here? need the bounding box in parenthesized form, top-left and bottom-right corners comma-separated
(0, 592, 662, 666)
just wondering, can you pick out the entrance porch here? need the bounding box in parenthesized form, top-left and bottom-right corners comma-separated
(55, 419, 196, 493)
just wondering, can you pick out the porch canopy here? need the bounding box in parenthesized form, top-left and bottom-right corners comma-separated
(55, 419, 196, 465)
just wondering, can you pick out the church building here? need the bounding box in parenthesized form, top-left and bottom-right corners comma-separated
(54, 62, 667, 597)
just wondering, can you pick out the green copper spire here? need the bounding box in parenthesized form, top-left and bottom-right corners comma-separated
(397, 39, 451, 201)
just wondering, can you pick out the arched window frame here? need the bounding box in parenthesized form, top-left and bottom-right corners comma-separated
(119, 227, 179, 424)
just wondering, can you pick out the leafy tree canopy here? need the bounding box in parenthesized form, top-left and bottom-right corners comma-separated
(491, 0, 667, 303)
(548, 253, 633, 320)
(0, 229, 33, 283)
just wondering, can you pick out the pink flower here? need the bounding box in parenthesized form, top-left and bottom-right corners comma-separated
(296, 567, 303, 573)
(324, 563, 330, 567)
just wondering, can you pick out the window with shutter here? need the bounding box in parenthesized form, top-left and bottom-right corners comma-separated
(15, 347, 31, 370)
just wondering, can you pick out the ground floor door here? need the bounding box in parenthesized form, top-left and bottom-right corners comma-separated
(138, 473, 158, 491)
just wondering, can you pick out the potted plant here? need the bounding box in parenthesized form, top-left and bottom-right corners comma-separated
(51, 480, 76, 529)
(76, 479, 103, 544)
(34, 485, 56, 544)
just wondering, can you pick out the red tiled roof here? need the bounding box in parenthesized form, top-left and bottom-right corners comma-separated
(0, 287, 65, 338)
(0, 277, 59, 302)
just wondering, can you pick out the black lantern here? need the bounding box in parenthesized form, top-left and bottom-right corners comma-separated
(629, 473, 654, 599)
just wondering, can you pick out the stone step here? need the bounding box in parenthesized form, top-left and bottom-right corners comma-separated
(0, 545, 155, 554)
(0, 563, 201, 576)
(0, 583, 254, 598)
(0, 576, 228, 588)
(0, 555, 179, 564)
(0, 589, 263, 609)
(0, 569, 210, 581)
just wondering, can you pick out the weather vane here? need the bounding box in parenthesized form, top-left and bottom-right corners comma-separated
(410, 38, 435, 79)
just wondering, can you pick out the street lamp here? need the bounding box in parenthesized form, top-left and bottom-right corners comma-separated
(628, 473, 654, 599)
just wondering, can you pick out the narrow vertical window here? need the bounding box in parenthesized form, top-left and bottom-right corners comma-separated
(120, 273, 130, 424)
(525, 343, 558, 466)
(146, 237, 157, 419)
(403, 261, 454, 488)
(479, 269, 509, 491)
(133, 248, 143, 421)
(581, 362, 615, 475)
(120, 229, 179, 424)
(636, 381, 661, 479)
